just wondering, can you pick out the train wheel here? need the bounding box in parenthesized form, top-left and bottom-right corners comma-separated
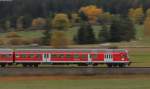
(1, 64, 6, 67)
(113, 64, 118, 68)
(29, 64, 33, 67)
(118, 64, 125, 68)
(107, 64, 113, 68)
(34, 64, 39, 68)
(93, 64, 98, 67)
(23, 64, 27, 67)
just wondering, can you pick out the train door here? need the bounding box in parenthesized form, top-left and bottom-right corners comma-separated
(88, 54, 92, 63)
(43, 53, 47, 62)
(43, 53, 51, 62)
(104, 53, 113, 62)
(47, 53, 51, 62)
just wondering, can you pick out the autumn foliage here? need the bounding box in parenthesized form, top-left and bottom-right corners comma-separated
(79, 5, 103, 23)
(52, 13, 70, 30)
(128, 7, 144, 24)
(51, 31, 68, 48)
(144, 17, 150, 36)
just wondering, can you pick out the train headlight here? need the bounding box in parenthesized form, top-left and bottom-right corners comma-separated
(121, 58, 125, 61)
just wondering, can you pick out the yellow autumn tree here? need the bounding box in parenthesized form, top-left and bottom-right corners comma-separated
(52, 13, 70, 30)
(146, 8, 150, 17)
(51, 31, 68, 48)
(128, 7, 144, 24)
(144, 16, 150, 36)
(79, 5, 103, 23)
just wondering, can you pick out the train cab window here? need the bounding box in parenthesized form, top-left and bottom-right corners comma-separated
(29, 54, 34, 58)
(66, 54, 71, 58)
(74, 54, 79, 58)
(21, 54, 26, 58)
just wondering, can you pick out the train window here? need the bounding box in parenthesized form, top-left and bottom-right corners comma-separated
(16, 54, 19, 58)
(36, 54, 41, 58)
(74, 54, 79, 58)
(81, 54, 86, 58)
(29, 54, 34, 58)
(66, 54, 71, 58)
(51, 54, 58, 58)
(59, 54, 64, 58)
(21, 54, 26, 58)
(0, 54, 11, 58)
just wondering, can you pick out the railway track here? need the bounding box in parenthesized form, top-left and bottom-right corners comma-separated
(0, 67, 150, 76)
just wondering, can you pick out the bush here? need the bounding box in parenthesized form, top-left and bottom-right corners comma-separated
(8, 38, 31, 45)
(31, 38, 42, 45)
(6, 32, 21, 38)
(0, 38, 5, 45)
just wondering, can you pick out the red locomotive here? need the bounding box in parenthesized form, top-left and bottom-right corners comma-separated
(0, 48, 131, 67)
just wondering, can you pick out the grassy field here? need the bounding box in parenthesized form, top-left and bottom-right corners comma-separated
(0, 78, 149, 89)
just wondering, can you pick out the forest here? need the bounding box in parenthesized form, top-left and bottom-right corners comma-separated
(0, 0, 149, 47)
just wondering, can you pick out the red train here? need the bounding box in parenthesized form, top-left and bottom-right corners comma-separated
(0, 48, 131, 67)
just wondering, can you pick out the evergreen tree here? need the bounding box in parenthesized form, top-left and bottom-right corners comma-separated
(110, 16, 135, 42)
(79, 11, 89, 22)
(41, 29, 51, 45)
(98, 24, 110, 43)
(76, 22, 96, 44)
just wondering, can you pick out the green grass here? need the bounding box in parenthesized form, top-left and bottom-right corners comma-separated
(130, 52, 150, 67)
(0, 79, 149, 89)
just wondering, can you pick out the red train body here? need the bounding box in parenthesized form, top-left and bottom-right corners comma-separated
(0, 49, 131, 67)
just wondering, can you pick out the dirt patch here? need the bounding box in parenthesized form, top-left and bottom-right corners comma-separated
(0, 75, 150, 82)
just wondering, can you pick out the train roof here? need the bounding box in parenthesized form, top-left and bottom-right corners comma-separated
(15, 49, 128, 53)
(0, 49, 13, 52)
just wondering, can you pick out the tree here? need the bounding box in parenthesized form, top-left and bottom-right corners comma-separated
(98, 24, 110, 43)
(144, 16, 150, 36)
(146, 8, 150, 17)
(51, 31, 68, 48)
(128, 7, 144, 24)
(98, 12, 113, 24)
(75, 22, 96, 44)
(71, 13, 80, 24)
(41, 29, 51, 45)
(79, 5, 103, 23)
(110, 16, 135, 42)
(52, 13, 70, 30)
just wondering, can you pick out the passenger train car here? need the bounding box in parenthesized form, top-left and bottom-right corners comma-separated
(0, 48, 131, 67)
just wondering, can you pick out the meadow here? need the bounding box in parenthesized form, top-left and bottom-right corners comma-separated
(0, 76, 149, 89)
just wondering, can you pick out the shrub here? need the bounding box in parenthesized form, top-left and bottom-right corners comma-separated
(8, 38, 31, 45)
(6, 32, 21, 38)
(0, 38, 5, 45)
